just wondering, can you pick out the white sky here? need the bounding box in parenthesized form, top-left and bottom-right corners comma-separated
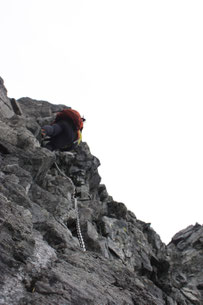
(1, 0, 203, 244)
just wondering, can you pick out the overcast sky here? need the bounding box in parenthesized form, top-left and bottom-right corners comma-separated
(1, 0, 203, 244)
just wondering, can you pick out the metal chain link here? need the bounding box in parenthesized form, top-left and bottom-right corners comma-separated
(54, 162, 86, 252)
(74, 197, 86, 252)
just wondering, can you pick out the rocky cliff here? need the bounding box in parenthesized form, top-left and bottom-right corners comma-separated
(0, 77, 202, 305)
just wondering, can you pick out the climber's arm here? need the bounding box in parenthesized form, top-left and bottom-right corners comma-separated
(42, 123, 63, 137)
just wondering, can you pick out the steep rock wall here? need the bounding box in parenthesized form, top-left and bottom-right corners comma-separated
(0, 77, 14, 119)
(0, 78, 202, 305)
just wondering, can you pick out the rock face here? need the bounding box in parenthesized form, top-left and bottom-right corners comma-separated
(0, 77, 202, 305)
(0, 77, 14, 119)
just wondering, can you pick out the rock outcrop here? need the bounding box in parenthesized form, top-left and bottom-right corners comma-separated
(0, 77, 14, 119)
(0, 77, 202, 305)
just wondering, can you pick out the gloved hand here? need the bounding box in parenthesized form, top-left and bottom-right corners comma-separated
(41, 128, 47, 138)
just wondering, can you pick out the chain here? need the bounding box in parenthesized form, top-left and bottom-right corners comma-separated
(74, 196, 86, 252)
(54, 162, 86, 252)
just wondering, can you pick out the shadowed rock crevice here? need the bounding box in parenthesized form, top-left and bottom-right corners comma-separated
(0, 77, 203, 305)
(0, 143, 10, 154)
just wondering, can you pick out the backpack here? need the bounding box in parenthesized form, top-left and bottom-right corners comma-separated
(54, 109, 84, 144)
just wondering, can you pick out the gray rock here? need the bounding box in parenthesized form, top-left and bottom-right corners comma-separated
(0, 77, 203, 305)
(168, 224, 203, 304)
(0, 77, 14, 119)
(10, 98, 23, 116)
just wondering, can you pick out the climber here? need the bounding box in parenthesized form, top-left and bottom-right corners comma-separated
(41, 108, 85, 151)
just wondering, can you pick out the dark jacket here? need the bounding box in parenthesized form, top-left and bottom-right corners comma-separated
(42, 119, 78, 151)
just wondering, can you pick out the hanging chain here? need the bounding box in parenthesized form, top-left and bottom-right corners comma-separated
(54, 162, 86, 252)
(74, 196, 86, 252)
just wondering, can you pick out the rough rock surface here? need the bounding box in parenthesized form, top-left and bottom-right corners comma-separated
(0, 78, 14, 119)
(0, 77, 202, 305)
